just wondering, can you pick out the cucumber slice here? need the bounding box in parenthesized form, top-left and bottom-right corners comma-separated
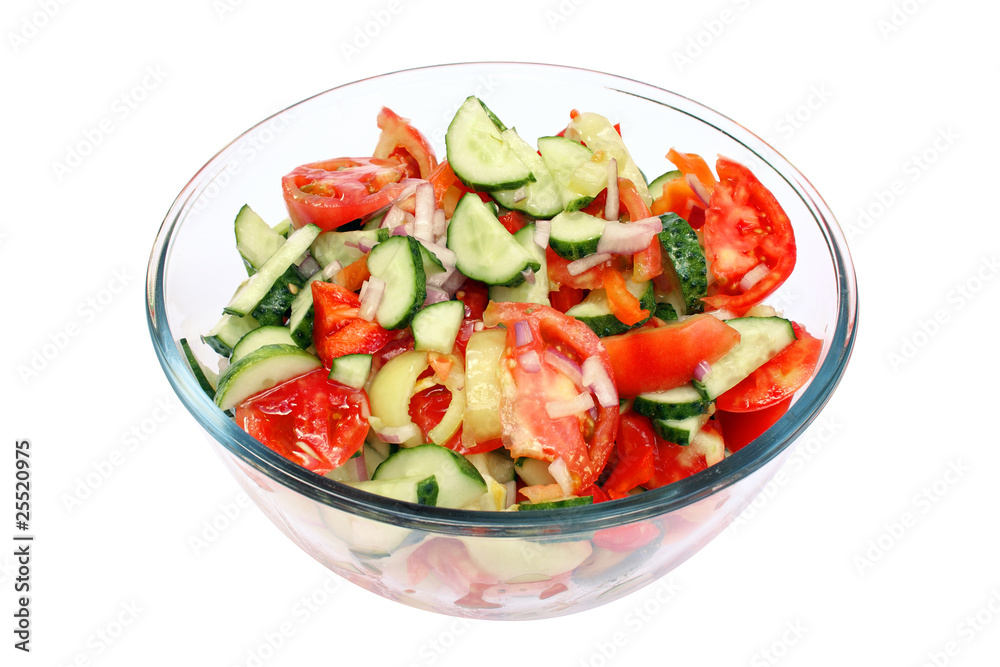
(565, 276, 654, 337)
(373, 444, 487, 510)
(633, 383, 711, 421)
(180, 338, 217, 397)
(230, 325, 297, 363)
(490, 131, 563, 218)
(518, 496, 593, 511)
(272, 219, 292, 238)
(514, 457, 556, 487)
(548, 210, 607, 261)
(287, 273, 326, 348)
(694, 317, 797, 399)
(651, 413, 710, 446)
(328, 353, 373, 390)
(658, 213, 708, 315)
(235, 204, 285, 275)
(466, 450, 516, 484)
(347, 474, 439, 506)
(202, 312, 259, 357)
(365, 235, 426, 330)
(566, 111, 652, 206)
(447, 193, 539, 286)
(411, 300, 465, 354)
(538, 135, 595, 212)
(446, 96, 534, 191)
(646, 170, 682, 202)
(248, 265, 305, 326)
(464, 329, 506, 443)
(310, 228, 388, 268)
(654, 302, 679, 322)
(214, 344, 322, 411)
(488, 223, 551, 306)
(224, 223, 321, 318)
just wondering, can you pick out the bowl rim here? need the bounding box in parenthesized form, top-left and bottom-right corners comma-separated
(146, 61, 858, 536)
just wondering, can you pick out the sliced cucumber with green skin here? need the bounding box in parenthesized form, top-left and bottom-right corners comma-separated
(518, 496, 593, 511)
(230, 325, 297, 363)
(538, 135, 595, 212)
(446, 96, 534, 191)
(694, 317, 797, 400)
(490, 131, 563, 218)
(447, 193, 540, 286)
(467, 450, 516, 484)
(347, 474, 439, 506)
(633, 383, 711, 421)
(310, 228, 389, 268)
(566, 277, 654, 337)
(412, 300, 465, 354)
(328, 353, 372, 390)
(202, 312, 259, 357)
(654, 302, 678, 321)
(180, 338, 217, 396)
(248, 265, 305, 326)
(224, 223, 321, 318)
(272, 218, 292, 238)
(651, 413, 710, 446)
(658, 213, 708, 315)
(488, 223, 551, 306)
(548, 210, 607, 261)
(287, 273, 327, 348)
(214, 344, 322, 411)
(514, 457, 556, 487)
(646, 170, 682, 202)
(365, 235, 426, 330)
(416, 242, 448, 283)
(373, 444, 487, 510)
(235, 204, 285, 275)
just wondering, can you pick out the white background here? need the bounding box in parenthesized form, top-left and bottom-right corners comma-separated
(4, 0, 999, 665)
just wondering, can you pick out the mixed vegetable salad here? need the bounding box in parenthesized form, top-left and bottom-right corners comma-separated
(184, 97, 823, 512)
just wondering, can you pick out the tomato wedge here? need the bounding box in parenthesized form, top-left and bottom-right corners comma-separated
(702, 157, 796, 315)
(311, 281, 395, 368)
(372, 107, 438, 179)
(282, 157, 417, 230)
(715, 397, 792, 453)
(235, 368, 370, 475)
(716, 322, 822, 412)
(602, 314, 740, 397)
(483, 302, 619, 493)
(602, 412, 656, 499)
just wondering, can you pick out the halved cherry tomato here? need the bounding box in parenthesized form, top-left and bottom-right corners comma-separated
(602, 313, 741, 397)
(546, 246, 604, 290)
(311, 281, 395, 368)
(483, 302, 619, 493)
(701, 157, 796, 315)
(715, 396, 792, 453)
(235, 368, 369, 475)
(716, 322, 822, 412)
(372, 107, 438, 179)
(282, 157, 416, 230)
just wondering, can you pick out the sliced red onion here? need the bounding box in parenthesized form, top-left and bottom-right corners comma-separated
(354, 454, 368, 482)
(545, 392, 595, 420)
(343, 240, 361, 250)
(390, 224, 408, 237)
(424, 286, 450, 305)
(421, 241, 458, 268)
(357, 277, 385, 322)
(567, 253, 612, 276)
(511, 186, 528, 203)
(473, 321, 484, 332)
(518, 349, 542, 373)
(321, 260, 344, 280)
(544, 349, 583, 387)
(547, 458, 575, 497)
(533, 218, 551, 249)
(588, 406, 598, 421)
(739, 263, 770, 292)
(413, 182, 435, 242)
(521, 268, 536, 285)
(297, 254, 321, 278)
(708, 308, 737, 321)
(357, 236, 378, 253)
(693, 359, 713, 382)
(427, 266, 467, 296)
(582, 356, 618, 408)
(514, 320, 533, 347)
(605, 158, 619, 221)
(596, 217, 661, 255)
(382, 205, 406, 230)
(376, 424, 419, 444)
(432, 209, 447, 238)
(686, 173, 712, 207)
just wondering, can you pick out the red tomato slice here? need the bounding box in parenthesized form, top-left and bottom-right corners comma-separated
(235, 368, 370, 475)
(602, 314, 741, 397)
(372, 107, 438, 179)
(602, 412, 656, 499)
(549, 286, 585, 313)
(701, 157, 796, 315)
(716, 322, 822, 412)
(483, 302, 619, 493)
(645, 419, 718, 488)
(715, 397, 792, 453)
(311, 281, 395, 368)
(282, 157, 417, 231)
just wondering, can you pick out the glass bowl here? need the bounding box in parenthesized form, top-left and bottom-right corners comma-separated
(146, 62, 857, 620)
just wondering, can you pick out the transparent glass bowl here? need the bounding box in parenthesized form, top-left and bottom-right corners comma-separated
(146, 63, 857, 620)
